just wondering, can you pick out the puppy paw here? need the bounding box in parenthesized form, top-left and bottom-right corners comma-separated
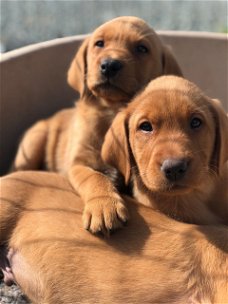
(82, 197, 129, 235)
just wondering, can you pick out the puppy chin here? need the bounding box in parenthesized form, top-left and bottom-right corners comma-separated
(158, 184, 193, 196)
(91, 82, 131, 104)
(143, 176, 195, 196)
(151, 184, 192, 196)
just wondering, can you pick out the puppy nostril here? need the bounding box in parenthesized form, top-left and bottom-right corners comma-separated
(111, 60, 123, 71)
(100, 59, 123, 77)
(161, 159, 188, 181)
(101, 62, 108, 71)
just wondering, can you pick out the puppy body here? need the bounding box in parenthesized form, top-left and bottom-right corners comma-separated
(102, 76, 228, 225)
(13, 17, 182, 234)
(2, 76, 227, 303)
(0, 171, 228, 304)
(19, 102, 113, 174)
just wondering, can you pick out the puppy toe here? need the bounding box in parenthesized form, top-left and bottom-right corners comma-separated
(103, 208, 122, 231)
(82, 211, 92, 230)
(89, 214, 105, 234)
(116, 202, 129, 224)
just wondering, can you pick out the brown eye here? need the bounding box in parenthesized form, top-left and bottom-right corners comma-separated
(190, 117, 202, 129)
(95, 40, 104, 48)
(136, 44, 149, 54)
(139, 121, 153, 132)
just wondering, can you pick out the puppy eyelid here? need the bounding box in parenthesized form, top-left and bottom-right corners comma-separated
(190, 116, 203, 129)
(95, 40, 104, 47)
(135, 44, 149, 54)
(138, 121, 153, 132)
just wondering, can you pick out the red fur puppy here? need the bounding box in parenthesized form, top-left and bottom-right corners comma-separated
(13, 17, 182, 234)
(0, 171, 227, 303)
(102, 75, 228, 225)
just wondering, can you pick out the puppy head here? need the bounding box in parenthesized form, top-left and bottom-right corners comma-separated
(68, 16, 182, 104)
(102, 76, 228, 196)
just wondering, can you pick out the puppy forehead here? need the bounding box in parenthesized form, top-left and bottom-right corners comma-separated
(130, 86, 210, 123)
(92, 16, 154, 41)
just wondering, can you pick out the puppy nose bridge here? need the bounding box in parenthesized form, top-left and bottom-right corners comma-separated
(161, 158, 189, 181)
(101, 47, 129, 61)
(156, 133, 190, 156)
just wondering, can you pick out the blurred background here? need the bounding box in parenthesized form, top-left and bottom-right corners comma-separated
(1, 0, 227, 52)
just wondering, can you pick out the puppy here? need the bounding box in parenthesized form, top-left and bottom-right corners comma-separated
(0, 171, 228, 303)
(12, 16, 182, 234)
(102, 75, 228, 225)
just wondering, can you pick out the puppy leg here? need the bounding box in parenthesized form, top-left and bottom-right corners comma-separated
(0, 177, 25, 244)
(13, 120, 48, 171)
(69, 165, 129, 234)
(0, 177, 24, 283)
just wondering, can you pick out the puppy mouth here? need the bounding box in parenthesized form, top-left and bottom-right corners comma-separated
(92, 80, 132, 99)
(151, 182, 192, 195)
(167, 183, 189, 191)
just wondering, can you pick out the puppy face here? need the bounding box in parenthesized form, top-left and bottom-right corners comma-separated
(68, 17, 182, 104)
(102, 76, 228, 196)
(128, 89, 216, 194)
(86, 17, 163, 103)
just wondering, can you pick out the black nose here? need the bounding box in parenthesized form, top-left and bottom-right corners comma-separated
(161, 159, 188, 181)
(100, 59, 123, 78)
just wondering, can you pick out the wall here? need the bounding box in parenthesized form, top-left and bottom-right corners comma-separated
(1, 0, 227, 51)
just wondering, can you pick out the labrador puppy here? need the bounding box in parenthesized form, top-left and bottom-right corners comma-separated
(102, 75, 228, 225)
(0, 171, 227, 303)
(13, 16, 182, 234)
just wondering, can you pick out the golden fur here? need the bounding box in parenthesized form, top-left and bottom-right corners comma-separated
(102, 76, 228, 225)
(0, 77, 227, 303)
(0, 171, 228, 303)
(13, 16, 182, 234)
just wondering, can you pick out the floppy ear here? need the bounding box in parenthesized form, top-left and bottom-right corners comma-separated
(67, 36, 90, 96)
(162, 45, 183, 76)
(209, 99, 228, 175)
(101, 111, 131, 185)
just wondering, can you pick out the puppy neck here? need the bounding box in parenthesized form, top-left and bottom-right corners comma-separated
(79, 94, 127, 113)
(132, 174, 221, 225)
